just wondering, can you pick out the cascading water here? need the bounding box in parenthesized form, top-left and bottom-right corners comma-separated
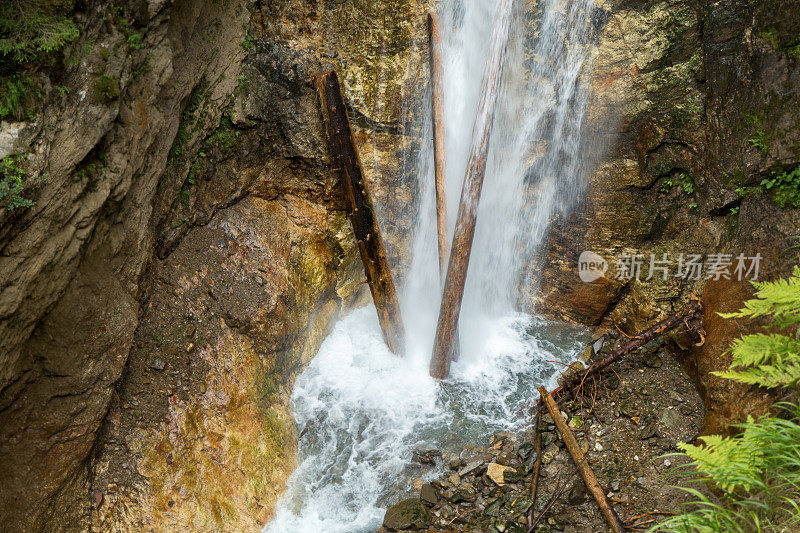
(267, 0, 596, 531)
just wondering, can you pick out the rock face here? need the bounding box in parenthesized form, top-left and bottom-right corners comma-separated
(534, 0, 800, 433)
(0, 0, 426, 531)
(1, 0, 252, 529)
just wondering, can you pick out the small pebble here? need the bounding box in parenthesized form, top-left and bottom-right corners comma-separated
(594, 442, 603, 452)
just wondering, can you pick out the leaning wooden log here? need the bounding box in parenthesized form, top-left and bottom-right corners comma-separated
(551, 296, 702, 402)
(428, 12, 449, 276)
(427, 11, 461, 363)
(538, 387, 627, 533)
(430, 0, 515, 379)
(527, 409, 543, 528)
(314, 70, 405, 354)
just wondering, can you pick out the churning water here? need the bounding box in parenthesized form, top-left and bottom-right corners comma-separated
(267, 0, 596, 530)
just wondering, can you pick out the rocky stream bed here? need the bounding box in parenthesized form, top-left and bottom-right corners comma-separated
(380, 335, 705, 532)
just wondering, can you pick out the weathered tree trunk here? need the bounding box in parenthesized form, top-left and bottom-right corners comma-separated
(314, 70, 405, 354)
(430, 0, 514, 379)
(428, 12, 449, 275)
(527, 410, 543, 527)
(551, 296, 703, 401)
(428, 12, 461, 363)
(539, 387, 627, 533)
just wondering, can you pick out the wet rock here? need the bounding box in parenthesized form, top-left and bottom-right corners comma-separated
(512, 496, 533, 513)
(490, 432, 514, 445)
(420, 483, 438, 506)
(620, 398, 638, 418)
(412, 448, 441, 465)
(450, 484, 477, 503)
(643, 354, 663, 368)
(605, 373, 621, 390)
(640, 422, 657, 440)
(518, 442, 534, 459)
(486, 463, 514, 486)
(659, 407, 682, 435)
(484, 497, 502, 518)
(445, 453, 462, 470)
(593, 336, 606, 355)
(459, 460, 485, 477)
(568, 481, 588, 504)
(383, 499, 431, 530)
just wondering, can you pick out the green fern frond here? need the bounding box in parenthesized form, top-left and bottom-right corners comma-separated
(719, 266, 800, 328)
(713, 333, 800, 388)
(679, 421, 766, 492)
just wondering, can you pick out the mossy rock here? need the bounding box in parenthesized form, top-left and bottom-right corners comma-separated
(93, 74, 120, 103)
(383, 498, 431, 530)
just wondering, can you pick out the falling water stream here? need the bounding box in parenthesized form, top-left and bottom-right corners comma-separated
(267, 0, 597, 530)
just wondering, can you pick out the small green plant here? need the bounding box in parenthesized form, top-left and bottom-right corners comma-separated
(126, 32, 144, 50)
(759, 28, 780, 49)
(205, 126, 239, 152)
(132, 55, 151, 78)
(0, 74, 36, 120)
(652, 266, 800, 532)
(788, 236, 800, 254)
(93, 73, 120, 103)
(661, 172, 695, 195)
(746, 113, 769, 156)
(111, 6, 145, 52)
(0, 153, 45, 210)
(167, 78, 209, 165)
(179, 185, 191, 206)
(65, 39, 94, 69)
(0, 1, 79, 63)
(761, 165, 800, 208)
(242, 34, 254, 50)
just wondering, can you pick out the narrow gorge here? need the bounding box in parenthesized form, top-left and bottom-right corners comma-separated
(1, 0, 799, 532)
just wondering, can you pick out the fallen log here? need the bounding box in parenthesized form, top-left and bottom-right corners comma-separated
(538, 387, 627, 533)
(551, 296, 703, 402)
(428, 12, 449, 276)
(314, 71, 405, 354)
(430, 0, 515, 379)
(527, 409, 543, 529)
(427, 11, 461, 363)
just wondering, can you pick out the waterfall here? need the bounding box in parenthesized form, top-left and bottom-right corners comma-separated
(267, 0, 596, 530)
(404, 0, 596, 360)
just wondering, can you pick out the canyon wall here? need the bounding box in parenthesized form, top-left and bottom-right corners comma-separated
(536, 0, 800, 434)
(0, 0, 427, 531)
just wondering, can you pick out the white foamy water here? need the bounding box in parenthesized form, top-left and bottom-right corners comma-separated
(267, 307, 589, 532)
(267, 0, 597, 530)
